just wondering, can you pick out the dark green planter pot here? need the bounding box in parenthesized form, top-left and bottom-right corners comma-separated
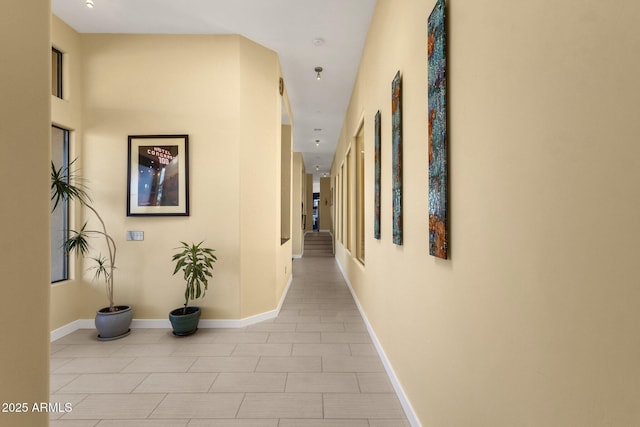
(169, 306, 201, 336)
(95, 305, 133, 341)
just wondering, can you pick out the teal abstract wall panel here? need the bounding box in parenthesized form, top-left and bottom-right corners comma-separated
(392, 71, 403, 246)
(374, 110, 381, 240)
(428, 0, 448, 259)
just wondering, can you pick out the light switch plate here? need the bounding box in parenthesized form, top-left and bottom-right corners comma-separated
(126, 231, 144, 241)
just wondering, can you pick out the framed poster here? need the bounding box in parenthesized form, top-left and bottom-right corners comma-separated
(127, 134, 189, 216)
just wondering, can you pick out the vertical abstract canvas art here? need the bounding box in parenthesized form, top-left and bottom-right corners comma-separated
(392, 71, 403, 246)
(374, 110, 381, 240)
(428, 0, 448, 258)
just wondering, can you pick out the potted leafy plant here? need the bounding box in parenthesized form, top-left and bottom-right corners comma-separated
(169, 241, 217, 336)
(51, 160, 133, 340)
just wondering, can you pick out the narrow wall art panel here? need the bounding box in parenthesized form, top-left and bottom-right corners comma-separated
(392, 71, 403, 246)
(374, 110, 381, 240)
(428, 0, 448, 259)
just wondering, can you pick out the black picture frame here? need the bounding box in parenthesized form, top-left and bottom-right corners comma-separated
(127, 134, 189, 216)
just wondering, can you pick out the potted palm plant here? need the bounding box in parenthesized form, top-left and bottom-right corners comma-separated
(169, 241, 217, 336)
(51, 160, 133, 340)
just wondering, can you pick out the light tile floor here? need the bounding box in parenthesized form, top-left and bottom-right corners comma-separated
(50, 256, 409, 426)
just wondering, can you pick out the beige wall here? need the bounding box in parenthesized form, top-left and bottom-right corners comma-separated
(280, 125, 293, 242)
(238, 38, 287, 317)
(277, 89, 294, 300)
(79, 34, 241, 320)
(51, 15, 85, 330)
(48, 29, 290, 323)
(0, 1, 50, 425)
(332, 0, 640, 425)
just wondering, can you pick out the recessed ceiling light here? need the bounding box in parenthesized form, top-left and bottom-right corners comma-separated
(314, 128, 322, 132)
(312, 38, 325, 46)
(86, 0, 94, 8)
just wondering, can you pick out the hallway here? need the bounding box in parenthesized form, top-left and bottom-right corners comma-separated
(49, 256, 409, 426)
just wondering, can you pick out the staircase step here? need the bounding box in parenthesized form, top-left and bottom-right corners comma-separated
(303, 232, 333, 258)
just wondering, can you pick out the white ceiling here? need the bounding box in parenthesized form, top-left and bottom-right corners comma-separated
(52, 0, 377, 185)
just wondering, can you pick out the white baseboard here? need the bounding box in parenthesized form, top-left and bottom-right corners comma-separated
(50, 319, 94, 342)
(277, 273, 294, 312)
(293, 254, 303, 259)
(54, 312, 282, 335)
(51, 275, 295, 341)
(335, 257, 422, 427)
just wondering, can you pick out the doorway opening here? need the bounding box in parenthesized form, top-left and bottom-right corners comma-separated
(312, 192, 320, 231)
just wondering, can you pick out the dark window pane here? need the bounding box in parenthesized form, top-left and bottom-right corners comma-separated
(52, 48, 63, 98)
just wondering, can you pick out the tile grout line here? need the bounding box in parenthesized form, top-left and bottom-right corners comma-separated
(233, 392, 247, 419)
(185, 354, 199, 373)
(206, 372, 219, 393)
(146, 391, 169, 420)
(130, 371, 152, 394)
(118, 353, 140, 373)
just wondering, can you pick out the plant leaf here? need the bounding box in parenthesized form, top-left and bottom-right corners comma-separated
(51, 159, 91, 212)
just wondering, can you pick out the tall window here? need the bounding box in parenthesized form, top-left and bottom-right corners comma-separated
(51, 125, 69, 283)
(52, 47, 63, 99)
(355, 124, 365, 264)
